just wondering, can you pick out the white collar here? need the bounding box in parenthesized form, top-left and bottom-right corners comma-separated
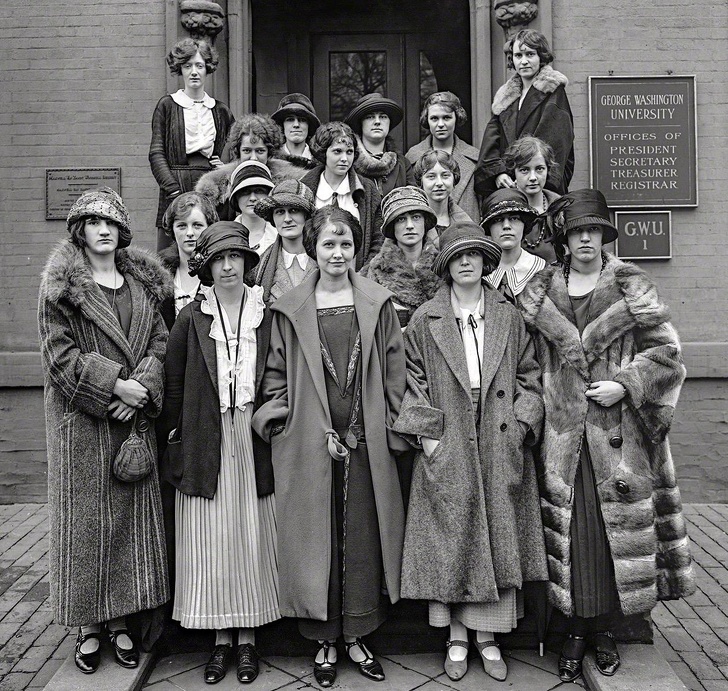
(281, 248, 310, 270)
(171, 89, 216, 109)
(317, 173, 351, 202)
(451, 287, 485, 325)
(284, 143, 312, 159)
(486, 250, 545, 295)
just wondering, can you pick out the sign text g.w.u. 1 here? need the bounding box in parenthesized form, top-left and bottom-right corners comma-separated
(615, 211, 671, 260)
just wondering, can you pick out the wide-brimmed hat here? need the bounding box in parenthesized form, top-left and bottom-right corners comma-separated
(271, 93, 321, 132)
(432, 221, 502, 277)
(547, 189, 618, 245)
(254, 180, 315, 223)
(344, 93, 404, 133)
(229, 161, 274, 208)
(381, 186, 437, 239)
(188, 221, 260, 286)
(67, 187, 132, 248)
(480, 188, 538, 233)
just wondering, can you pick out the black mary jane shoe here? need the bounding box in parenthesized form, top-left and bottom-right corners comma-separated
(591, 631, 621, 676)
(346, 638, 385, 682)
(558, 635, 586, 682)
(74, 630, 101, 674)
(108, 628, 139, 669)
(236, 643, 259, 683)
(313, 640, 337, 688)
(205, 644, 232, 684)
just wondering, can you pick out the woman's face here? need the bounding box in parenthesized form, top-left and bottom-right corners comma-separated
(512, 40, 541, 81)
(393, 212, 426, 250)
(173, 206, 208, 259)
(273, 206, 307, 240)
(181, 51, 207, 91)
(283, 116, 309, 146)
(421, 162, 455, 203)
(514, 153, 548, 197)
(234, 185, 270, 216)
(361, 112, 390, 145)
(566, 225, 603, 264)
(209, 249, 247, 289)
(316, 224, 356, 277)
(83, 217, 119, 256)
(427, 104, 456, 142)
(448, 249, 484, 287)
(325, 139, 355, 177)
(489, 214, 525, 251)
(238, 135, 269, 164)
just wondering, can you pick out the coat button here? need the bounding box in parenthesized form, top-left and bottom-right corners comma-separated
(496, 390, 505, 398)
(609, 436, 623, 448)
(616, 480, 630, 495)
(500, 423, 508, 431)
(137, 419, 149, 433)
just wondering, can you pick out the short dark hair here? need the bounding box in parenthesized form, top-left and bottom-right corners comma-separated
(166, 38, 218, 75)
(309, 122, 359, 165)
(413, 149, 461, 187)
(162, 192, 219, 237)
(303, 206, 363, 260)
(227, 113, 285, 159)
(504, 30, 554, 70)
(68, 216, 131, 250)
(503, 136, 559, 177)
(419, 91, 468, 130)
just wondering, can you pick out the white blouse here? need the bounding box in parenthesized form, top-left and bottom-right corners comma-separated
(451, 290, 485, 390)
(171, 90, 217, 158)
(315, 174, 360, 220)
(486, 249, 546, 296)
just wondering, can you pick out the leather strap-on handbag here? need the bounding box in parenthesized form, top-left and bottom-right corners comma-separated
(113, 411, 153, 482)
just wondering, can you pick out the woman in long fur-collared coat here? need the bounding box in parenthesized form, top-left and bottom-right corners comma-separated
(519, 189, 694, 682)
(38, 188, 171, 673)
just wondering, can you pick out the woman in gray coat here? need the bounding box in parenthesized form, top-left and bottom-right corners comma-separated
(393, 221, 547, 683)
(38, 188, 171, 675)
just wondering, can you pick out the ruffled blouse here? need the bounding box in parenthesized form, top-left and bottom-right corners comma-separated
(170, 89, 217, 157)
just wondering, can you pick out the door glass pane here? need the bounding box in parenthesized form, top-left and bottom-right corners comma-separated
(419, 51, 439, 137)
(329, 51, 387, 122)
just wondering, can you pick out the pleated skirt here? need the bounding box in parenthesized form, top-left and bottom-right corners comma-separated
(429, 589, 524, 633)
(173, 407, 280, 629)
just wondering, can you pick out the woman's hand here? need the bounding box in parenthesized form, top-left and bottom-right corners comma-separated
(421, 437, 440, 457)
(496, 173, 516, 189)
(108, 399, 136, 421)
(209, 156, 223, 168)
(586, 381, 626, 407)
(113, 378, 149, 408)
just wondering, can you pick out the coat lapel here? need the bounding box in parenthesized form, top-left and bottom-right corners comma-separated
(191, 307, 218, 395)
(427, 289, 471, 395)
(478, 290, 511, 394)
(125, 275, 153, 365)
(79, 287, 136, 366)
(516, 87, 548, 135)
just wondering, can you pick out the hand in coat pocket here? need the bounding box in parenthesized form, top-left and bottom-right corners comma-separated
(422, 437, 440, 458)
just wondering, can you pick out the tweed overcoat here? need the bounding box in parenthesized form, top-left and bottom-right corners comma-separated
(38, 241, 172, 626)
(519, 257, 695, 616)
(392, 284, 547, 603)
(405, 135, 481, 222)
(251, 270, 408, 621)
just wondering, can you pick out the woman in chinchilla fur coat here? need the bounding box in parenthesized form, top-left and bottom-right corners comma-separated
(518, 189, 694, 683)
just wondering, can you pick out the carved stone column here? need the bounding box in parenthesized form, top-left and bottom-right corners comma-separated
(180, 0, 225, 42)
(493, 0, 539, 38)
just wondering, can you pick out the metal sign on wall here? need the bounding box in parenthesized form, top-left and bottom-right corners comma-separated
(614, 211, 672, 260)
(46, 168, 122, 220)
(589, 76, 697, 208)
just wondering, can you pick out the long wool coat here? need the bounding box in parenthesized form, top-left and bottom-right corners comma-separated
(38, 242, 172, 626)
(519, 257, 695, 616)
(393, 285, 548, 603)
(475, 65, 574, 196)
(251, 270, 408, 621)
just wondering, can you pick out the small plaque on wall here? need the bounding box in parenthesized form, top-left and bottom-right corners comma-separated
(46, 168, 121, 220)
(614, 211, 671, 260)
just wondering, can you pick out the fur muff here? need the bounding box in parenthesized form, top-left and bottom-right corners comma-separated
(491, 64, 569, 116)
(519, 255, 695, 616)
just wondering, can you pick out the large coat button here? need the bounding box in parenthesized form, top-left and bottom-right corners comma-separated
(137, 418, 150, 433)
(609, 436, 623, 448)
(496, 390, 505, 398)
(616, 480, 630, 495)
(500, 422, 508, 431)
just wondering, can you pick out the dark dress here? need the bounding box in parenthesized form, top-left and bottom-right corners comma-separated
(99, 281, 132, 336)
(297, 306, 386, 640)
(570, 291, 620, 619)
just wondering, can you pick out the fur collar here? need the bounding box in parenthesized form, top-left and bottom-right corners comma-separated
(159, 245, 180, 272)
(519, 255, 671, 378)
(363, 240, 442, 311)
(492, 64, 569, 115)
(353, 135, 399, 179)
(40, 240, 172, 307)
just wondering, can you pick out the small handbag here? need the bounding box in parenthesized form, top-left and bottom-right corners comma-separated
(113, 411, 153, 482)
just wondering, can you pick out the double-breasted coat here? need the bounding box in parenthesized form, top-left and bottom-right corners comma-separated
(38, 241, 172, 626)
(519, 257, 695, 616)
(393, 285, 548, 603)
(251, 270, 408, 621)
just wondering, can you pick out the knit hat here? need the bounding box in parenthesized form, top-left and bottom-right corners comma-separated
(188, 221, 260, 286)
(344, 93, 404, 134)
(253, 179, 315, 223)
(547, 189, 618, 245)
(432, 221, 502, 277)
(271, 93, 321, 131)
(67, 187, 132, 248)
(480, 188, 538, 234)
(381, 186, 437, 239)
(229, 161, 274, 210)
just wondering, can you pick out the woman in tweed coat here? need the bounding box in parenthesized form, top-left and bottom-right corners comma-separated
(38, 188, 171, 675)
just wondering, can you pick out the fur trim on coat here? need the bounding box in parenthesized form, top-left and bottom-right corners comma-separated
(519, 255, 695, 616)
(353, 135, 400, 178)
(492, 64, 569, 116)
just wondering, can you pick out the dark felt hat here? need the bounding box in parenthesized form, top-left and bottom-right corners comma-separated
(480, 188, 538, 233)
(271, 93, 321, 131)
(381, 186, 437, 239)
(432, 221, 502, 277)
(548, 188, 618, 245)
(344, 93, 404, 133)
(188, 221, 260, 286)
(254, 179, 315, 223)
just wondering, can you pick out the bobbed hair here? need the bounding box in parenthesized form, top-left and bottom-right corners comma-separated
(309, 122, 359, 165)
(68, 216, 131, 250)
(166, 38, 218, 75)
(504, 29, 554, 70)
(226, 113, 285, 159)
(503, 136, 559, 177)
(419, 91, 468, 130)
(162, 191, 219, 237)
(442, 251, 498, 286)
(303, 206, 363, 260)
(413, 149, 461, 187)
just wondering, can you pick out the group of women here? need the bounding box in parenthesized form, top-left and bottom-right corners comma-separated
(38, 27, 695, 688)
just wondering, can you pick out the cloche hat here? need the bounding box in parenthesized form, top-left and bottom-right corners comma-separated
(229, 161, 274, 211)
(271, 93, 321, 131)
(188, 221, 260, 286)
(67, 187, 132, 248)
(546, 189, 618, 245)
(432, 221, 502, 277)
(381, 186, 437, 239)
(344, 93, 404, 133)
(254, 179, 315, 223)
(480, 188, 538, 233)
